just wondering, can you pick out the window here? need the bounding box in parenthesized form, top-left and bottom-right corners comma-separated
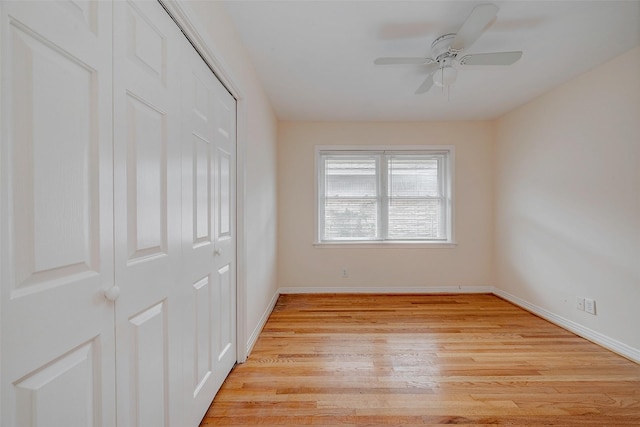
(316, 146, 453, 245)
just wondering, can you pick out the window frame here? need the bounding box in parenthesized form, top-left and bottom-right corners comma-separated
(314, 145, 456, 248)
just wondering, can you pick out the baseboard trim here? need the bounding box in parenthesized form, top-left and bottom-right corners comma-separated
(245, 290, 279, 358)
(492, 287, 640, 364)
(278, 285, 493, 294)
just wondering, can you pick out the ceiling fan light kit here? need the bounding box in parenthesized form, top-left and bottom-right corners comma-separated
(433, 66, 457, 87)
(373, 3, 523, 95)
(432, 57, 457, 87)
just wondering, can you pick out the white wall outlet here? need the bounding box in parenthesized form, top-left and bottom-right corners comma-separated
(585, 298, 596, 315)
(341, 268, 349, 278)
(576, 297, 585, 311)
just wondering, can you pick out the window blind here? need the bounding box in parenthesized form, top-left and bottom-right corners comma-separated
(318, 149, 451, 243)
(387, 155, 446, 240)
(322, 155, 379, 240)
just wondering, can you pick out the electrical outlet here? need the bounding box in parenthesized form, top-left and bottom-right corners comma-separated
(341, 268, 349, 278)
(576, 297, 585, 311)
(585, 298, 596, 315)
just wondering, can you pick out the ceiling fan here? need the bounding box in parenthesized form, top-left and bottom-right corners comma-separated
(374, 4, 523, 94)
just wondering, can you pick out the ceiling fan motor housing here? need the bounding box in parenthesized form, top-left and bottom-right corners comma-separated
(431, 33, 457, 62)
(431, 34, 458, 87)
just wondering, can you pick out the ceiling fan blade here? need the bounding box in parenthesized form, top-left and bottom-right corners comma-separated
(459, 51, 523, 66)
(451, 4, 499, 51)
(415, 73, 435, 94)
(414, 63, 439, 94)
(374, 57, 432, 65)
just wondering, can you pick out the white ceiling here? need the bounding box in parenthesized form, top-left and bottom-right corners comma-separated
(222, 1, 640, 121)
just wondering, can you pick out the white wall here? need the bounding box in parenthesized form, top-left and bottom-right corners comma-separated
(185, 1, 279, 352)
(278, 121, 494, 290)
(494, 46, 640, 352)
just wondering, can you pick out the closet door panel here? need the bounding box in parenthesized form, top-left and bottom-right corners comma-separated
(0, 2, 115, 426)
(180, 42, 237, 426)
(214, 263, 234, 365)
(14, 341, 99, 427)
(113, 1, 182, 426)
(128, 301, 168, 427)
(125, 93, 167, 260)
(212, 79, 237, 386)
(180, 45, 218, 426)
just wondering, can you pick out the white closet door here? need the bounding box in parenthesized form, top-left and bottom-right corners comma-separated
(181, 41, 237, 425)
(0, 2, 115, 426)
(112, 1, 183, 426)
(211, 63, 238, 388)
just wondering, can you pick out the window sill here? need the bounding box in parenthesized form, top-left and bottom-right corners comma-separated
(313, 241, 457, 249)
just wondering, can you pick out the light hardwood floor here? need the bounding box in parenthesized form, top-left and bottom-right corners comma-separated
(200, 294, 640, 426)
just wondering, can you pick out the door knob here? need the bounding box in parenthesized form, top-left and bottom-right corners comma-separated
(213, 249, 221, 257)
(104, 286, 120, 301)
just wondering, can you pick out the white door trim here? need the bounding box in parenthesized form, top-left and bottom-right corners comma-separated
(158, 0, 248, 362)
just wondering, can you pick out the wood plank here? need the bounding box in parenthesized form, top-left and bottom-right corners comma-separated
(200, 294, 640, 426)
